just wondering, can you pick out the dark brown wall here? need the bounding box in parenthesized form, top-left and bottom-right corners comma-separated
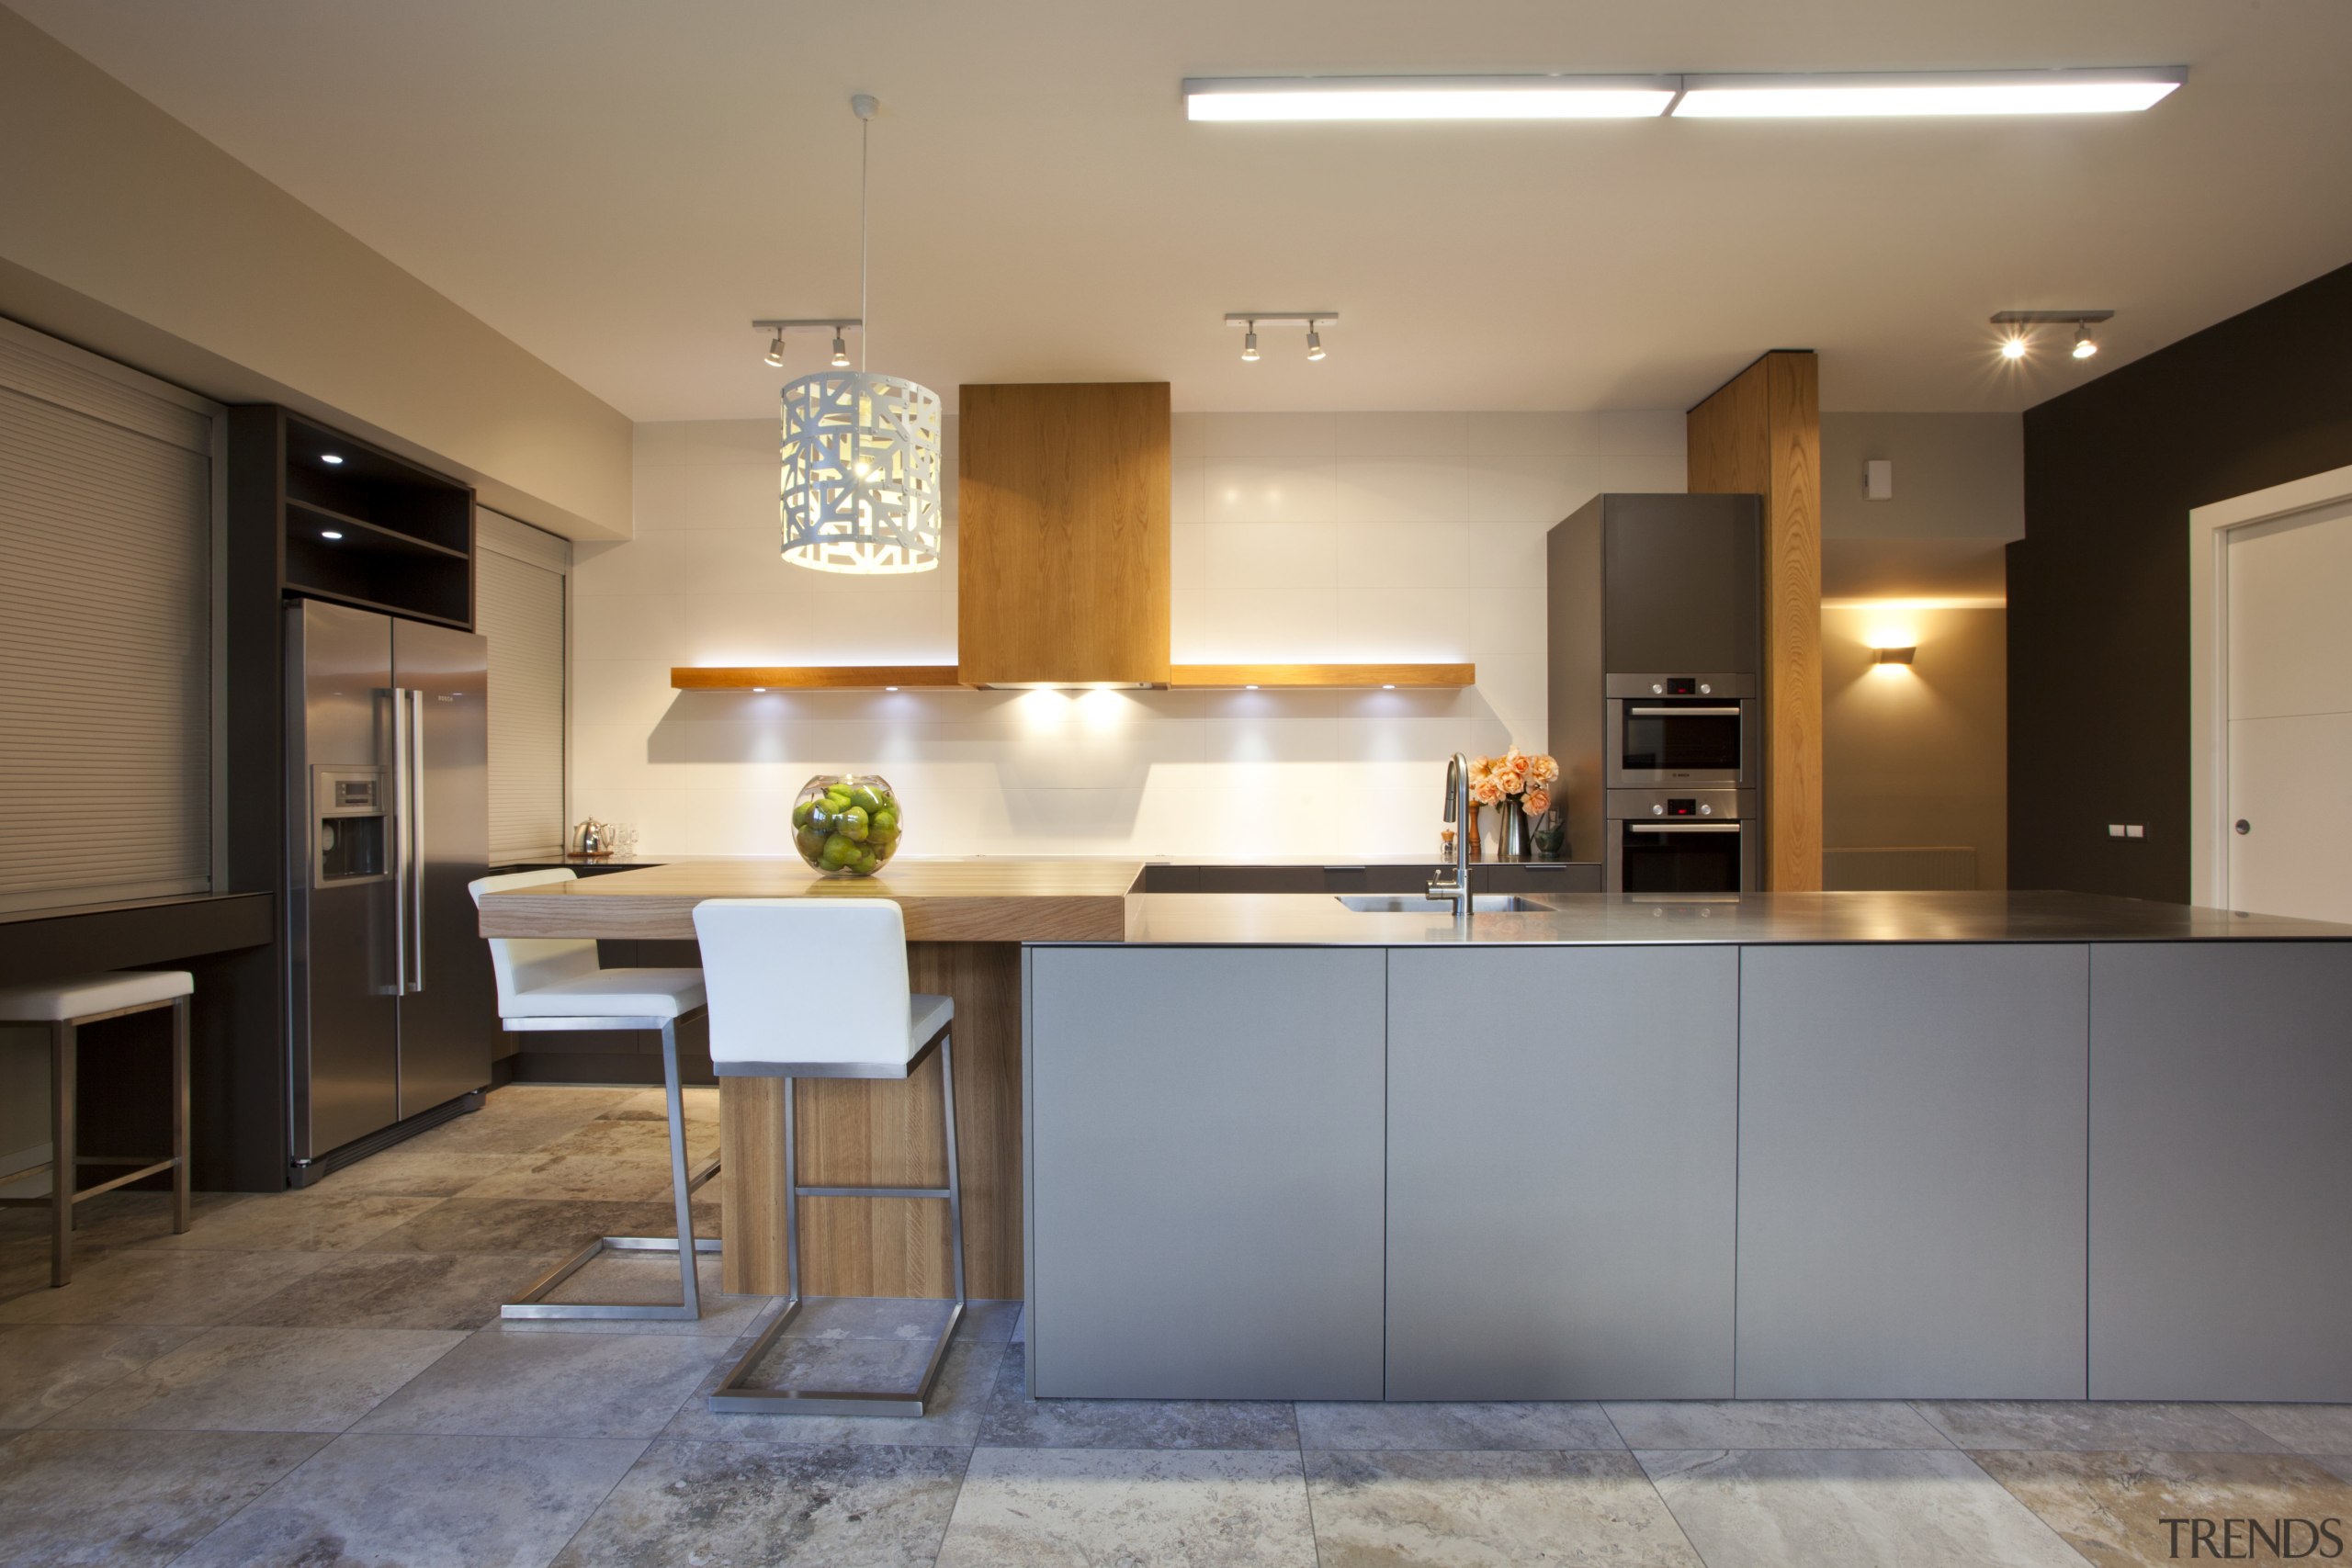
(2009, 261, 2352, 899)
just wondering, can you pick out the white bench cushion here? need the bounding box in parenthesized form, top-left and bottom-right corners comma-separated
(0, 969, 193, 1022)
(504, 967, 706, 1021)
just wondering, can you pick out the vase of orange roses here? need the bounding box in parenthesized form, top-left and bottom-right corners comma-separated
(1469, 747, 1559, 863)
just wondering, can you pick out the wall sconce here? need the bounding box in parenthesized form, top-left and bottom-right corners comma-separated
(1872, 646, 1917, 666)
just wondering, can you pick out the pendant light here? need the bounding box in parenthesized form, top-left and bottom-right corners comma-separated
(779, 94, 943, 575)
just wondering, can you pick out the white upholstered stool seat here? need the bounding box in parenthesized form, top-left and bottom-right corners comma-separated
(694, 897, 966, 1417)
(0, 969, 195, 1287)
(469, 868, 717, 1322)
(0, 969, 193, 1021)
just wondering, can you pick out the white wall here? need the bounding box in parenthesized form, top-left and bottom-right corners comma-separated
(571, 411, 1683, 860)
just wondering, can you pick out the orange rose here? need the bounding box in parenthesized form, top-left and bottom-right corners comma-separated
(1471, 778, 1504, 807)
(1523, 789, 1550, 816)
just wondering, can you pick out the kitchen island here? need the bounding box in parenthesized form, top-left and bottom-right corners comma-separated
(1032, 889, 2352, 1406)
(480, 867, 2352, 1406)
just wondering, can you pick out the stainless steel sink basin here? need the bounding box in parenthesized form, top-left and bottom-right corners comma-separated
(1334, 894, 1552, 914)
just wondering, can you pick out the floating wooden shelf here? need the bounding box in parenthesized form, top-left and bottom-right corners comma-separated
(671, 665, 963, 691)
(671, 662, 1476, 692)
(1168, 663, 1475, 690)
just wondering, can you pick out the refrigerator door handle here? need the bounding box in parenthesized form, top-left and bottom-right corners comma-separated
(388, 685, 410, 995)
(403, 686, 427, 996)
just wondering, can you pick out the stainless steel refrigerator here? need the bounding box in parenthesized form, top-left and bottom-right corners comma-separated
(285, 599, 495, 1182)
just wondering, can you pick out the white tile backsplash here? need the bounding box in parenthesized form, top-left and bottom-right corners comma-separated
(571, 412, 1684, 858)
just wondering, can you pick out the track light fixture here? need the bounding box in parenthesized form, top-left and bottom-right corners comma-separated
(749, 318, 865, 369)
(1227, 311, 1340, 363)
(1990, 309, 2113, 365)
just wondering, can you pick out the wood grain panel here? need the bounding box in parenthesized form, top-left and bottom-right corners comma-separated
(720, 942, 1022, 1299)
(1169, 663, 1474, 689)
(1688, 351, 1823, 890)
(958, 382, 1171, 688)
(670, 665, 963, 691)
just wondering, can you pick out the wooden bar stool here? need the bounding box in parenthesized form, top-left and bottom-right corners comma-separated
(693, 897, 965, 1417)
(0, 970, 193, 1287)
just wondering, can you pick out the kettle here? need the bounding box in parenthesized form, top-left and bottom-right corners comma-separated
(571, 818, 610, 859)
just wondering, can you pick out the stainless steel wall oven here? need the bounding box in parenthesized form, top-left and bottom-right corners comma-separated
(1604, 673, 1758, 788)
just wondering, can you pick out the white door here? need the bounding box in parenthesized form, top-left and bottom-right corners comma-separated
(2226, 501, 2352, 920)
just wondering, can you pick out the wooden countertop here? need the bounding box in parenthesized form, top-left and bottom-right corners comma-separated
(477, 857, 1142, 942)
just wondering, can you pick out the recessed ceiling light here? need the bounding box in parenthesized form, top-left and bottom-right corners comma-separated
(321, 453, 345, 465)
(1186, 74, 1679, 121)
(1675, 68, 2185, 118)
(320, 530, 344, 541)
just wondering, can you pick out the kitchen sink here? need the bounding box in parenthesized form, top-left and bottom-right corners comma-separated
(1334, 894, 1553, 914)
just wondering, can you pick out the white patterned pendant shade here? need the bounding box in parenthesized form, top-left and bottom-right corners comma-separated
(779, 369, 943, 574)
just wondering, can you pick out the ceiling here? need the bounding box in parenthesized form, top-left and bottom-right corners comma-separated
(10, 0, 2352, 423)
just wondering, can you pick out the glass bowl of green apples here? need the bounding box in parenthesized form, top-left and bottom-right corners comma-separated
(790, 773, 903, 877)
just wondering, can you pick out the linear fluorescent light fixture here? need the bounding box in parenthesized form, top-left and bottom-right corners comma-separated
(1674, 68, 2185, 118)
(1185, 75, 1679, 121)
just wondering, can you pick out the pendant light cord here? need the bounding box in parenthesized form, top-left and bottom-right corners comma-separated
(858, 112, 870, 372)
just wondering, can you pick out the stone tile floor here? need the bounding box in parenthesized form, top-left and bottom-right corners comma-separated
(5, 1082, 2351, 1565)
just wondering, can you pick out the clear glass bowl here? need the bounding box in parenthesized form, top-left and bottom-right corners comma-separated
(790, 773, 903, 877)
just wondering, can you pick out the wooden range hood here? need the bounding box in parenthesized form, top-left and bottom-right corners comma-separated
(671, 381, 1472, 693)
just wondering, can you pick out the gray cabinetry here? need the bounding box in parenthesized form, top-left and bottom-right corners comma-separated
(1736, 945, 2089, 1397)
(2088, 943, 2352, 1401)
(1025, 946, 1387, 1399)
(1387, 947, 1738, 1399)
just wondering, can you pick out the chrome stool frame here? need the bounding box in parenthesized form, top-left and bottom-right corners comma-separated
(0, 991, 190, 1288)
(499, 1010, 721, 1322)
(709, 1014, 965, 1416)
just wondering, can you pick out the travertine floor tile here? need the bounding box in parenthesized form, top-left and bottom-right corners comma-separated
(357, 1195, 673, 1255)
(1299, 1398, 1623, 1452)
(42, 1325, 465, 1433)
(662, 1339, 1002, 1449)
(305, 1150, 525, 1198)
(767, 1294, 1021, 1346)
(352, 1323, 720, 1438)
(1307, 1449, 1703, 1568)
(446, 1150, 679, 1202)
(2225, 1404, 2352, 1453)
(935, 1446, 1318, 1568)
(0, 1324, 200, 1427)
(134, 1190, 442, 1253)
(0, 1427, 327, 1567)
(167, 1431, 644, 1568)
(1638, 1447, 2088, 1568)
(1973, 1448, 2352, 1567)
(1608, 1400, 1951, 1450)
(500, 1255, 774, 1337)
(600, 1086, 721, 1123)
(550, 1438, 966, 1567)
(531, 1117, 718, 1164)
(982, 1345, 1297, 1450)
(231, 1250, 562, 1331)
(1917, 1400, 2284, 1452)
(0, 1249, 330, 1326)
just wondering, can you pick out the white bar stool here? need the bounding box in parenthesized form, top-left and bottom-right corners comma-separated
(469, 868, 718, 1321)
(693, 897, 964, 1417)
(0, 970, 194, 1287)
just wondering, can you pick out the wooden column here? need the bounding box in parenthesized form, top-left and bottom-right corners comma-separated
(1687, 351, 1823, 890)
(719, 942, 1023, 1300)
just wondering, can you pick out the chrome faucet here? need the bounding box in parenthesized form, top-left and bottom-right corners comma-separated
(1428, 752, 1473, 917)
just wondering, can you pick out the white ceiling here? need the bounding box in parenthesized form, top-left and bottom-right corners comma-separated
(12, 0, 2352, 423)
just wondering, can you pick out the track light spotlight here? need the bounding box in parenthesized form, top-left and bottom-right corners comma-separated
(1241, 321, 1260, 362)
(2000, 334, 2029, 360)
(1990, 309, 2112, 366)
(1306, 321, 1326, 361)
(763, 331, 786, 368)
(2072, 321, 2098, 359)
(831, 329, 852, 368)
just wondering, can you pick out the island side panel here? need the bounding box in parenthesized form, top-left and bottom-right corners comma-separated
(2089, 942, 2352, 1401)
(1027, 945, 1388, 1400)
(1387, 945, 1739, 1400)
(718, 941, 1022, 1299)
(1736, 943, 2090, 1398)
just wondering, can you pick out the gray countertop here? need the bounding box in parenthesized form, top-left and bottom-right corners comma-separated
(1102, 889, 2352, 946)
